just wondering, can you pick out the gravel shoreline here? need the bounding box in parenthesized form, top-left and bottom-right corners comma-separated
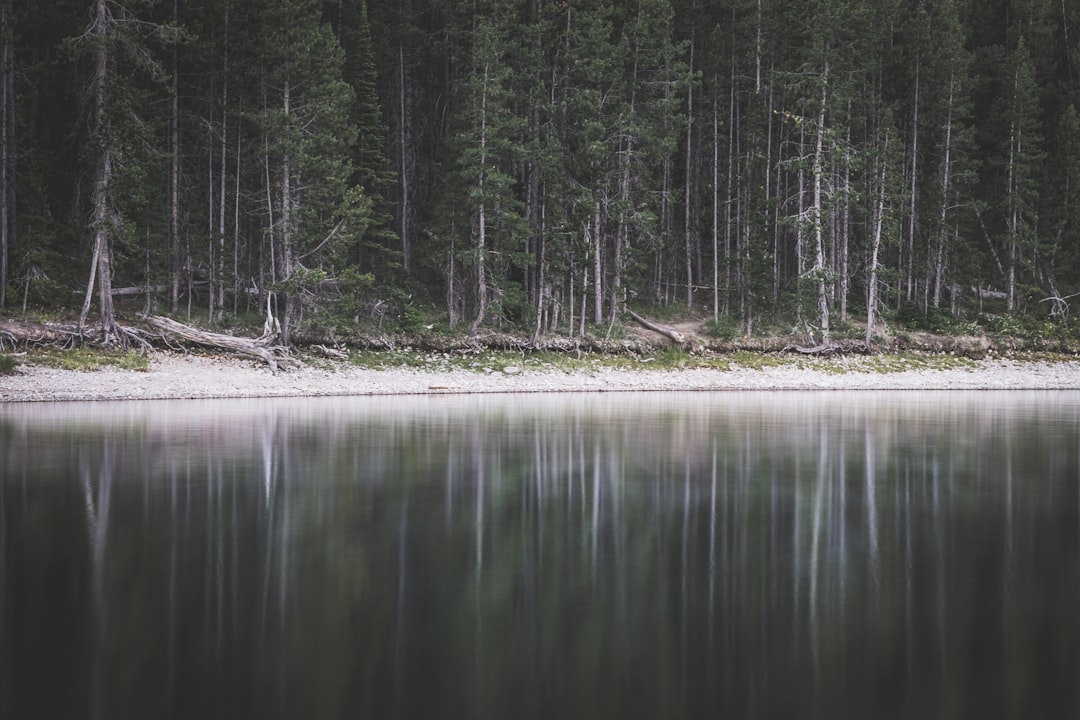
(3, 351, 1080, 402)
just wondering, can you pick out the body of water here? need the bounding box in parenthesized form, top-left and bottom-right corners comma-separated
(2, 391, 1079, 719)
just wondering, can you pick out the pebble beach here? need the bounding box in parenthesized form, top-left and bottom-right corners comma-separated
(3, 351, 1080, 402)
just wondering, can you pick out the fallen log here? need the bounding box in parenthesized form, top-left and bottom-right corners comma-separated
(311, 343, 349, 360)
(627, 310, 687, 345)
(785, 342, 840, 355)
(144, 315, 297, 371)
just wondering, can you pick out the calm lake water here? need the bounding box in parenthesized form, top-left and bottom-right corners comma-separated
(2, 391, 1079, 719)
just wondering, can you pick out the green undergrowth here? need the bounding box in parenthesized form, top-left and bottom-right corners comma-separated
(0, 354, 16, 374)
(346, 347, 999, 375)
(26, 347, 149, 372)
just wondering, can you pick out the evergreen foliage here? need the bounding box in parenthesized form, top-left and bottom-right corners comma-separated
(2, 0, 1078, 341)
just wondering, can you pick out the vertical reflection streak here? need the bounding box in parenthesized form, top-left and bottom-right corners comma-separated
(708, 445, 717, 656)
(681, 461, 691, 698)
(809, 428, 827, 692)
(591, 443, 600, 580)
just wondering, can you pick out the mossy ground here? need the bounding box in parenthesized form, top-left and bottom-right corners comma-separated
(22, 348, 149, 372)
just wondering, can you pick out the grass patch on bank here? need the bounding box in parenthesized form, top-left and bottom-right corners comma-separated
(855, 352, 977, 374)
(0, 354, 17, 374)
(27, 347, 149, 372)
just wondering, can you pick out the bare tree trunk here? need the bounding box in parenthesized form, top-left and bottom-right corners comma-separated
(933, 74, 954, 310)
(0, 0, 12, 308)
(216, 4, 230, 322)
(447, 232, 456, 327)
(796, 124, 806, 324)
(712, 81, 720, 322)
(470, 63, 490, 336)
(169, 0, 181, 314)
(79, 0, 119, 343)
(812, 61, 830, 344)
(684, 40, 694, 311)
(867, 130, 889, 346)
(233, 120, 241, 315)
(839, 102, 851, 323)
(724, 61, 735, 315)
(398, 44, 411, 271)
(207, 113, 215, 323)
(906, 60, 919, 304)
(592, 202, 602, 325)
(280, 77, 295, 345)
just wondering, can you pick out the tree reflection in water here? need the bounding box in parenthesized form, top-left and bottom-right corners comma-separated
(1, 391, 1079, 719)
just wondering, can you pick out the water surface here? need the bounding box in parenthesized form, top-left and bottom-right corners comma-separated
(2, 391, 1079, 719)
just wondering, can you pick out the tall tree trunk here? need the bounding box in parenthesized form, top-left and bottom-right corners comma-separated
(0, 0, 11, 308)
(79, 0, 119, 343)
(280, 77, 295, 345)
(470, 63, 490, 335)
(906, 60, 920, 304)
(867, 130, 889, 346)
(592, 202, 602, 325)
(724, 61, 735, 315)
(169, 0, 180, 314)
(216, 4, 230, 322)
(398, 44, 411, 272)
(932, 74, 954, 310)
(712, 82, 720, 321)
(683, 40, 694, 311)
(838, 103, 851, 322)
(812, 61, 830, 344)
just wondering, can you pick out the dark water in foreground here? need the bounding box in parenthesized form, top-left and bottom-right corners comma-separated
(1, 391, 1079, 719)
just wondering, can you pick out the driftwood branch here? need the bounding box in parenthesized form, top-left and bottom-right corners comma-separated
(627, 310, 687, 345)
(144, 315, 297, 371)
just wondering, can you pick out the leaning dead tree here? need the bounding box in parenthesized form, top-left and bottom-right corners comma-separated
(145, 298, 296, 371)
(627, 310, 689, 347)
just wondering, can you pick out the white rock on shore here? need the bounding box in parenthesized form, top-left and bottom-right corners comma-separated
(2, 351, 1080, 402)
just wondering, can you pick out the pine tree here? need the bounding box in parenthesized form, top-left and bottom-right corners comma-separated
(443, 5, 527, 334)
(334, 0, 399, 277)
(258, 0, 361, 344)
(71, 0, 177, 344)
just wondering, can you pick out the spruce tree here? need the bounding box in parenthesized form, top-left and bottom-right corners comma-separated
(258, 0, 361, 344)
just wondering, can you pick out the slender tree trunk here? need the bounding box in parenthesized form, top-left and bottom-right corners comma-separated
(0, 0, 11, 308)
(446, 231, 457, 327)
(684, 40, 694, 311)
(280, 77, 294, 345)
(207, 112, 214, 323)
(398, 44, 411, 271)
(867, 130, 889, 346)
(217, 4, 230, 322)
(712, 82, 719, 321)
(593, 202, 602, 325)
(796, 125, 806, 324)
(839, 103, 851, 322)
(933, 74, 954, 309)
(906, 60, 919, 304)
(470, 63, 490, 335)
(812, 61, 830, 344)
(169, 0, 181, 314)
(233, 119, 241, 315)
(724, 62, 735, 315)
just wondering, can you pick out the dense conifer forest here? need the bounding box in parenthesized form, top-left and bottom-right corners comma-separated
(0, 0, 1078, 347)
